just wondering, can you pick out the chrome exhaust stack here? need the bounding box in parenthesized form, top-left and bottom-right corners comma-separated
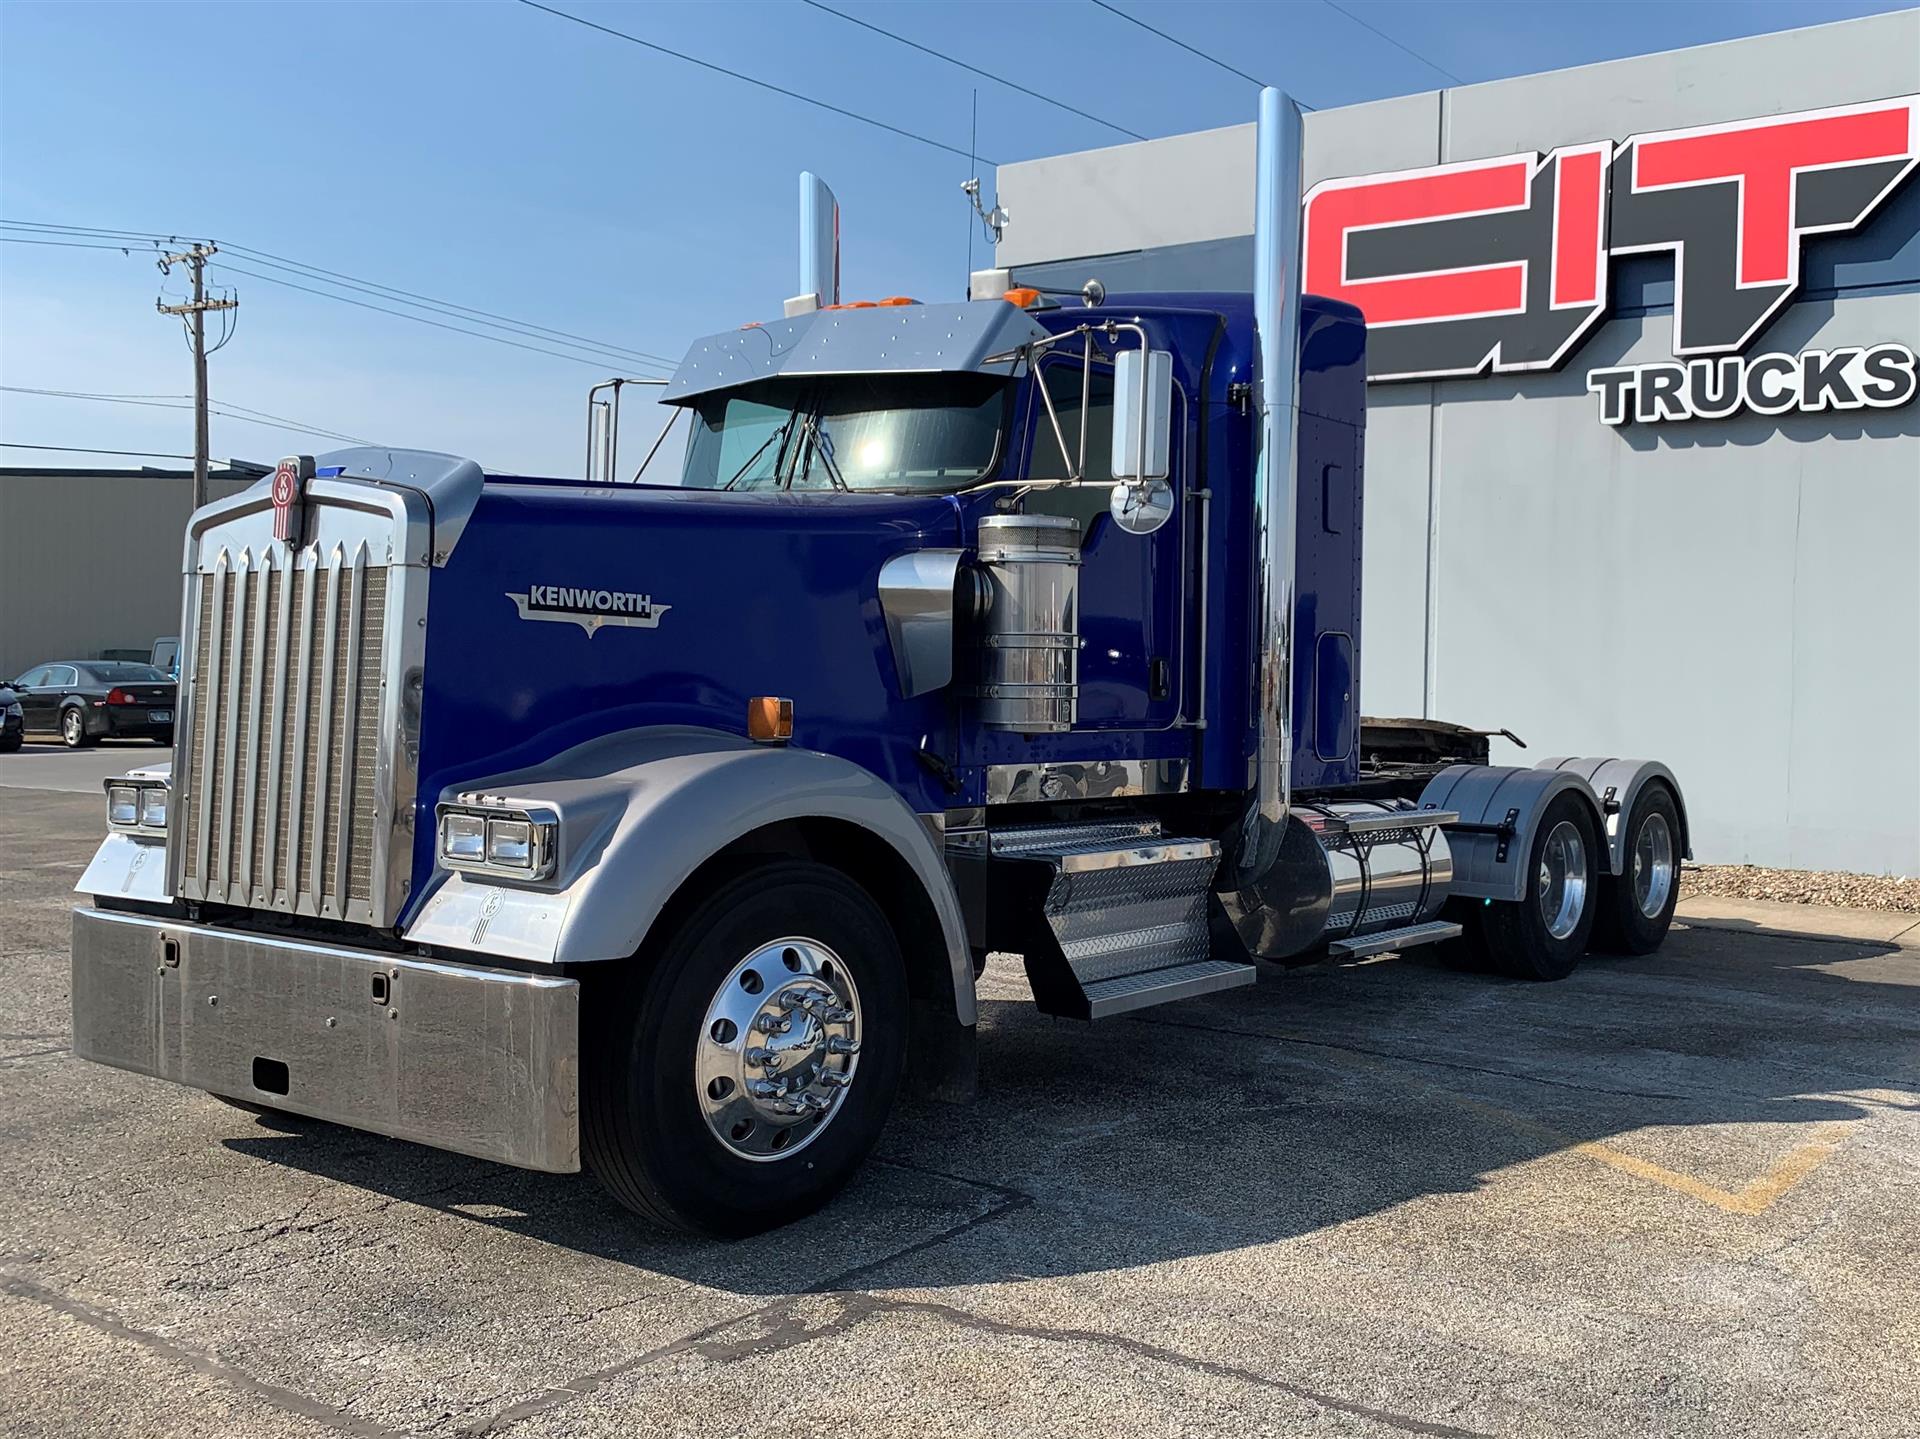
(787, 171, 840, 318)
(1251, 86, 1305, 842)
(1220, 88, 1328, 958)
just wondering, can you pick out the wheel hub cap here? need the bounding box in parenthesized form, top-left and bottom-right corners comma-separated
(1633, 812, 1675, 919)
(695, 937, 861, 1162)
(1536, 820, 1589, 941)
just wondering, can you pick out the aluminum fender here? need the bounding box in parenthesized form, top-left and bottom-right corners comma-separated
(75, 759, 176, 904)
(404, 727, 975, 1023)
(1420, 764, 1606, 903)
(1534, 757, 1692, 872)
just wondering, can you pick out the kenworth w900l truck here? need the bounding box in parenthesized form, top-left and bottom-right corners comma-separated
(70, 92, 1689, 1236)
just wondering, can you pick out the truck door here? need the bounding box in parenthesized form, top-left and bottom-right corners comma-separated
(1018, 354, 1187, 731)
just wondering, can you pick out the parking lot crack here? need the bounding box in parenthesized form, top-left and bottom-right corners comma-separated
(1, 1272, 417, 1438)
(683, 1291, 1491, 1439)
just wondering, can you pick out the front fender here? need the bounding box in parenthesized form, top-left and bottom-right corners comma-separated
(403, 726, 974, 1023)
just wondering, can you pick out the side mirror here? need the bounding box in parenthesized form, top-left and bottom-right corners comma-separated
(1109, 348, 1174, 535)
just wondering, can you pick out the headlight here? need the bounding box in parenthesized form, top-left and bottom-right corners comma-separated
(442, 811, 486, 863)
(437, 802, 556, 881)
(4, 701, 20, 718)
(103, 776, 169, 835)
(486, 818, 534, 868)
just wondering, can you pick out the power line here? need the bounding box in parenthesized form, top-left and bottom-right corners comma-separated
(2, 385, 375, 446)
(1087, 0, 1271, 89)
(4, 218, 682, 374)
(1320, 0, 1463, 86)
(798, 0, 1147, 142)
(2, 442, 199, 461)
(0, 219, 208, 244)
(216, 243, 679, 368)
(516, 0, 996, 164)
(209, 260, 672, 373)
(0, 236, 163, 252)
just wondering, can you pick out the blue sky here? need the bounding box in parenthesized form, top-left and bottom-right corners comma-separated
(2, 0, 1911, 476)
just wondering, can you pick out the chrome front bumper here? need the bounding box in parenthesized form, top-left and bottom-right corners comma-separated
(70, 908, 580, 1172)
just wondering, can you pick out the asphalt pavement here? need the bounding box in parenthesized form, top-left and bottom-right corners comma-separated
(3, 785, 1916, 1438)
(0, 739, 172, 795)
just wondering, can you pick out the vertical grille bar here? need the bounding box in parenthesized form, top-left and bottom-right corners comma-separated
(192, 552, 230, 889)
(333, 543, 369, 910)
(262, 560, 293, 905)
(238, 550, 273, 897)
(285, 553, 317, 905)
(215, 553, 252, 896)
(308, 548, 343, 914)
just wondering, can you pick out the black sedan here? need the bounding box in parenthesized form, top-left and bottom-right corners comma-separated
(6, 662, 176, 748)
(0, 683, 21, 752)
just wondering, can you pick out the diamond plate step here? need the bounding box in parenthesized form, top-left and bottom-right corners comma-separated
(1325, 919, 1463, 960)
(1081, 958, 1255, 1019)
(983, 822, 1232, 1020)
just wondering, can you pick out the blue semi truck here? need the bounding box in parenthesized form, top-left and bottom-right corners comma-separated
(70, 92, 1688, 1236)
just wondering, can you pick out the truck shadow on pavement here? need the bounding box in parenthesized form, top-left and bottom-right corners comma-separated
(219, 923, 1920, 1297)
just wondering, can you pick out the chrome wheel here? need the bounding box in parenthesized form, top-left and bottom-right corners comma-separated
(695, 936, 861, 1162)
(61, 710, 83, 746)
(1536, 820, 1589, 941)
(1632, 811, 1675, 919)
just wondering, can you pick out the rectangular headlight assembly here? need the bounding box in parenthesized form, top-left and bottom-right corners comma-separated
(103, 776, 169, 836)
(436, 802, 557, 881)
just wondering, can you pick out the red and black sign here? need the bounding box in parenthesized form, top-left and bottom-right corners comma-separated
(1302, 95, 1919, 381)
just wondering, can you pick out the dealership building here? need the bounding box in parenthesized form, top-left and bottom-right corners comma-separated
(996, 9, 1919, 877)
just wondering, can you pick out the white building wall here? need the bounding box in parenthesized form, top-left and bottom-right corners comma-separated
(997, 11, 1920, 875)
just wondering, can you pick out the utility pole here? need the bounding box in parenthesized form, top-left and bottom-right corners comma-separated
(157, 244, 237, 511)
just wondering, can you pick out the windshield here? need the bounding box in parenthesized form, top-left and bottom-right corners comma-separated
(87, 663, 168, 682)
(677, 374, 1006, 492)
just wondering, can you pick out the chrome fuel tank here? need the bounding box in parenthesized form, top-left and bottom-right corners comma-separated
(1298, 802, 1453, 940)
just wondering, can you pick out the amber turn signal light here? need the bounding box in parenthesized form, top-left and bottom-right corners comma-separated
(1003, 287, 1042, 308)
(748, 696, 794, 743)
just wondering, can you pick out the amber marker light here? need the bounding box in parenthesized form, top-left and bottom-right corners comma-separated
(748, 696, 794, 743)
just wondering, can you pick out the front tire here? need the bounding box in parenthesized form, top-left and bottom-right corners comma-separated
(1593, 784, 1682, 954)
(1481, 791, 1600, 981)
(582, 860, 907, 1237)
(60, 708, 91, 748)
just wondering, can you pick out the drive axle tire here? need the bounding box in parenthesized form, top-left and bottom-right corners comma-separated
(1481, 791, 1600, 981)
(60, 708, 92, 748)
(582, 860, 907, 1238)
(1592, 783, 1682, 955)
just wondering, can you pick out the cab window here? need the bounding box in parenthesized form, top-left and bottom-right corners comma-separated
(1024, 363, 1118, 533)
(677, 374, 1008, 493)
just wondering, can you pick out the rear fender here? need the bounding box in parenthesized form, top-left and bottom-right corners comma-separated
(1534, 757, 1691, 872)
(1419, 764, 1607, 903)
(403, 726, 975, 1025)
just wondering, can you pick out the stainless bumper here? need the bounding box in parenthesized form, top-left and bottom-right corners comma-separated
(70, 907, 580, 1173)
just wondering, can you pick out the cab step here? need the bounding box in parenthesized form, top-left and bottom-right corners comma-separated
(973, 821, 1253, 1020)
(1325, 919, 1463, 961)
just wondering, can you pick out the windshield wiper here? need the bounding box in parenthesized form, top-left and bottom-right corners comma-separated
(799, 413, 849, 491)
(720, 416, 795, 491)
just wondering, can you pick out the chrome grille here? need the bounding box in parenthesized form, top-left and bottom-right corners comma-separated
(176, 540, 393, 924)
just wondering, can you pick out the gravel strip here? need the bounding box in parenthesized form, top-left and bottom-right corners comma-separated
(1681, 863, 1920, 913)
